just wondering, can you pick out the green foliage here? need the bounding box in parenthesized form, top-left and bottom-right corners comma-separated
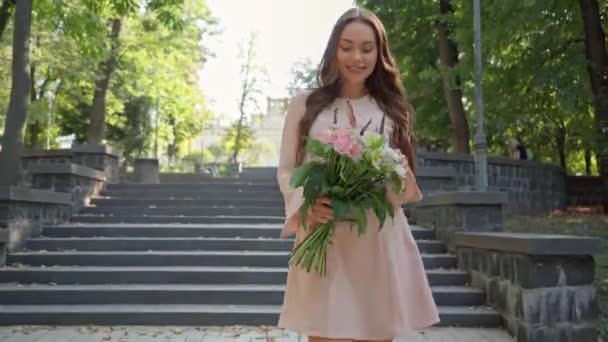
(0, 0, 217, 167)
(357, 0, 600, 175)
(287, 57, 318, 96)
(203, 119, 272, 166)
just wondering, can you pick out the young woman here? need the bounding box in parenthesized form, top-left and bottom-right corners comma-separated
(276, 7, 440, 342)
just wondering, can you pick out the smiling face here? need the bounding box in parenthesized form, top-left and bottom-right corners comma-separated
(335, 20, 378, 87)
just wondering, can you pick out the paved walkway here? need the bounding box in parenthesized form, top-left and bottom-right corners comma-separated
(0, 325, 514, 341)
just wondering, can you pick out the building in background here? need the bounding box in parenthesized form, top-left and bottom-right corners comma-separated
(250, 97, 289, 166)
(194, 96, 289, 166)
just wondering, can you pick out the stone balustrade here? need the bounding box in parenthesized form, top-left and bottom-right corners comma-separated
(0, 187, 72, 261)
(409, 191, 508, 251)
(29, 163, 107, 213)
(455, 232, 601, 342)
(21, 144, 121, 183)
(416, 149, 567, 216)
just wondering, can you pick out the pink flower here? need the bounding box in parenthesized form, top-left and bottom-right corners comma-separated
(331, 129, 364, 160)
(333, 134, 352, 155)
(349, 141, 363, 160)
(319, 129, 336, 144)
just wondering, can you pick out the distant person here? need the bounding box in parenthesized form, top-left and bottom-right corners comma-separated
(510, 137, 529, 160)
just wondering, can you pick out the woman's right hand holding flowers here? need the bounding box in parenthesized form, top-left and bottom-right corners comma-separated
(307, 196, 334, 227)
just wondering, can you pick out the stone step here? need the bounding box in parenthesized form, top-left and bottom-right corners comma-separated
(26, 237, 294, 252)
(0, 267, 468, 286)
(156, 174, 232, 184)
(107, 183, 279, 191)
(70, 215, 286, 224)
(43, 224, 435, 240)
(0, 285, 485, 306)
(0, 304, 502, 326)
(91, 197, 283, 207)
(100, 190, 282, 200)
(7, 251, 457, 269)
(79, 206, 286, 217)
(25, 237, 446, 253)
(32, 236, 441, 253)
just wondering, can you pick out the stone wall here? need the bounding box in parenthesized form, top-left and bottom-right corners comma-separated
(21, 144, 121, 184)
(410, 191, 508, 251)
(0, 187, 72, 261)
(566, 176, 604, 207)
(29, 164, 107, 213)
(416, 150, 567, 216)
(455, 232, 601, 342)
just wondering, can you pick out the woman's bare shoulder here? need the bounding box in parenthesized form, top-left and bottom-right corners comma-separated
(286, 90, 313, 118)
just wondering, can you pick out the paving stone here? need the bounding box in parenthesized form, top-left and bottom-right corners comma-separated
(0, 326, 513, 342)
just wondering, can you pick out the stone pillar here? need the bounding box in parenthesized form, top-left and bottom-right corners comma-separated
(134, 158, 160, 184)
(455, 232, 601, 342)
(29, 163, 107, 213)
(0, 229, 8, 266)
(71, 144, 121, 183)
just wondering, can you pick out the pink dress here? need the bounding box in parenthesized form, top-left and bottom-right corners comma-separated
(276, 92, 440, 340)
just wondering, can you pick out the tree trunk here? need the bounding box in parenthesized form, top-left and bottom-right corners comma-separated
(27, 119, 40, 148)
(232, 36, 256, 164)
(585, 148, 592, 175)
(556, 124, 567, 171)
(0, 0, 15, 42)
(0, 0, 33, 187)
(26, 64, 52, 149)
(26, 64, 39, 148)
(231, 93, 247, 164)
(86, 18, 122, 145)
(436, 0, 470, 153)
(577, 0, 608, 212)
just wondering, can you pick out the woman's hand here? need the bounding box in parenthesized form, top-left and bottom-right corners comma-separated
(307, 197, 334, 227)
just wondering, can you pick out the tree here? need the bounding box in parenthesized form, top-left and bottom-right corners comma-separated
(358, 0, 599, 175)
(209, 119, 271, 166)
(436, 0, 470, 153)
(0, 0, 33, 186)
(287, 57, 318, 96)
(356, 0, 452, 151)
(577, 0, 608, 211)
(0, 0, 15, 41)
(86, 18, 122, 145)
(232, 32, 268, 163)
(84, 0, 189, 145)
(0, 0, 216, 173)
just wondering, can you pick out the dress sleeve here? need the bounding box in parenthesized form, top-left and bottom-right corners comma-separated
(387, 165, 423, 206)
(277, 92, 309, 238)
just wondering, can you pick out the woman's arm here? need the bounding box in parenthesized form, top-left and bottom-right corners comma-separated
(387, 159, 423, 206)
(277, 92, 309, 238)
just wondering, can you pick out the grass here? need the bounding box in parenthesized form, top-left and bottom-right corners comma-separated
(504, 207, 608, 338)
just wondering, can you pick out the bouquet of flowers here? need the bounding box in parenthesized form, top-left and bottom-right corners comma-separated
(288, 126, 408, 277)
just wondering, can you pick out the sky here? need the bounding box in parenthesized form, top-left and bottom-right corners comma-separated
(198, 0, 355, 120)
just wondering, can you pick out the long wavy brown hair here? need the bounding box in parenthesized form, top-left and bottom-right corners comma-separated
(295, 7, 417, 173)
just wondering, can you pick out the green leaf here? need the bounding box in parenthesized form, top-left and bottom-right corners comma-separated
(351, 205, 367, 236)
(331, 196, 349, 218)
(289, 162, 320, 188)
(387, 202, 395, 219)
(329, 185, 346, 197)
(305, 138, 326, 157)
(370, 193, 387, 227)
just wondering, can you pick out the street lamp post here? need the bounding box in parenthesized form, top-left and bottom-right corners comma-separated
(473, 0, 488, 191)
(154, 94, 159, 159)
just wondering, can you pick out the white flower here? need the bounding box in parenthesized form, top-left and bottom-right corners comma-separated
(392, 148, 405, 163)
(394, 164, 407, 178)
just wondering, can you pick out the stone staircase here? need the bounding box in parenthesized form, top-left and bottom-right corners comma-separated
(0, 172, 502, 327)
